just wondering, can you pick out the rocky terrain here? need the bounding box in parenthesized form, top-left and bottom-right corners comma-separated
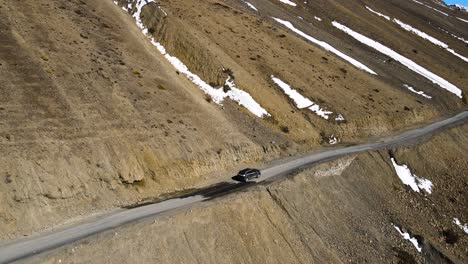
(0, 0, 466, 262)
(27, 124, 468, 263)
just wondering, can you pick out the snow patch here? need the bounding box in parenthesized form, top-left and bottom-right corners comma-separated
(453, 218, 468, 234)
(223, 76, 271, 118)
(241, 0, 258, 11)
(154, 41, 269, 117)
(335, 114, 345, 121)
(393, 224, 422, 253)
(119, 0, 269, 118)
(278, 0, 297, 6)
(366, 7, 468, 62)
(366, 6, 390, 21)
(403, 84, 432, 99)
(271, 76, 334, 119)
(328, 135, 340, 145)
(271, 76, 313, 109)
(308, 104, 333, 120)
(332, 21, 462, 98)
(438, 27, 468, 44)
(314, 16, 322, 21)
(158, 6, 168, 17)
(411, 0, 449, 16)
(273, 18, 377, 75)
(133, 0, 154, 34)
(393, 19, 447, 47)
(457, 17, 468, 23)
(390, 158, 433, 194)
(393, 19, 468, 62)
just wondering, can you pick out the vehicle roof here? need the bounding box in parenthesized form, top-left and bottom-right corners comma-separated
(239, 168, 254, 173)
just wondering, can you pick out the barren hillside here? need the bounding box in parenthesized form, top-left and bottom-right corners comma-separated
(28, 124, 468, 263)
(0, 0, 467, 261)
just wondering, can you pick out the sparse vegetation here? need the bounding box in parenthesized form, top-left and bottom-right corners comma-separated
(280, 125, 289, 133)
(133, 179, 146, 188)
(441, 229, 459, 245)
(5, 173, 12, 184)
(132, 70, 142, 78)
(264, 115, 278, 125)
(222, 68, 233, 76)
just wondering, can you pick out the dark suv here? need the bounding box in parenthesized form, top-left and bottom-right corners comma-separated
(237, 168, 261, 182)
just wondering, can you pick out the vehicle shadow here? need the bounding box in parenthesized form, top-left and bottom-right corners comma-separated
(124, 176, 252, 209)
(181, 179, 253, 201)
(231, 175, 247, 182)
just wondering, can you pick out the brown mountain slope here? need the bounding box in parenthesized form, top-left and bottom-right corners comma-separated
(0, 0, 466, 239)
(28, 124, 468, 264)
(0, 0, 286, 238)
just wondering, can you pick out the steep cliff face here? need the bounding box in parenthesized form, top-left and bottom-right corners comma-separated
(0, 0, 466, 239)
(30, 124, 468, 263)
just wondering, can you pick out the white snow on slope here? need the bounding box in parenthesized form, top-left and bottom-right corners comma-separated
(335, 114, 345, 121)
(328, 135, 340, 145)
(271, 76, 334, 119)
(332, 21, 463, 98)
(279, 0, 297, 6)
(393, 225, 422, 252)
(392, 20, 468, 62)
(411, 0, 449, 16)
(366, 7, 468, 62)
(314, 16, 322, 22)
(158, 6, 168, 17)
(117, 0, 269, 118)
(433, 0, 447, 7)
(394, 19, 447, 46)
(273, 18, 377, 75)
(132, 0, 152, 34)
(152, 41, 224, 102)
(438, 27, 468, 44)
(223, 76, 270, 117)
(366, 6, 390, 20)
(453, 218, 468, 234)
(271, 76, 313, 108)
(154, 42, 270, 117)
(390, 158, 433, 194)
(403, 84, 432, 99)
(444, 48, 468, 62)
(457, 17, 468, 23)
(241, 0, 258, 11)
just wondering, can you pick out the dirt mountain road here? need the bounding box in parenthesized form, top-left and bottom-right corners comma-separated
(0, 110, 466, 264)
